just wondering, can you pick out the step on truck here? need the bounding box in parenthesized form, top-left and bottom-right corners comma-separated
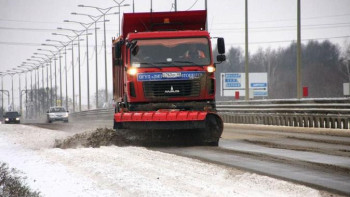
(112, 10, 226, 146)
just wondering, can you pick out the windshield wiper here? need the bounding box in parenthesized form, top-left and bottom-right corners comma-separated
(153, 62, 184, 70)
(138, 62, 162, 70)
(172, 61, 206, 69)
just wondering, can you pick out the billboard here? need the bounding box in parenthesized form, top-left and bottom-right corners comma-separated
(221, 72, 268, 98)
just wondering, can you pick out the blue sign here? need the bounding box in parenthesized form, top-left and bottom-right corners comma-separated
(251, 83, 267, 88)
(225, 73, 241, 79)
(254, 91, 268, 96)
(226, 83, 241, 88)
(137, 71, 204, 81)
(225, 79, 239, 83)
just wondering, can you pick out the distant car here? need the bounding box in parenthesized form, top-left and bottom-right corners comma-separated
(3, 111, 21, 124)
(47, 106, 69, 123)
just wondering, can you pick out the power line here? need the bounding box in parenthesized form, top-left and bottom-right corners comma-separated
(0, 41, 41, 46)
(214, 13, 350, 25)
(0, 18, 63, 24)
(186, 0, 199, 11)
(212, 23, 350, 33)
(0, 26, 55, 32)
(0, 41, 112, 47)
(225, 35, 350, 46)
(1, 21, 349, 33)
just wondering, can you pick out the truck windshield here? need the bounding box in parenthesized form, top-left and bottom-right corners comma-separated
(130, 37, 211, 67)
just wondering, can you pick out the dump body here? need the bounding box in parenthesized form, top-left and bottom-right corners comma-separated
(112, 10, 224, 145)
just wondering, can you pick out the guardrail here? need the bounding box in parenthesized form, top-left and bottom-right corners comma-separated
(217, 98, 350, 130)
(70, 98, 350, 130)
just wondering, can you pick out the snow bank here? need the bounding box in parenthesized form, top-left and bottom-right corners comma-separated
(0, 124, 322, 197)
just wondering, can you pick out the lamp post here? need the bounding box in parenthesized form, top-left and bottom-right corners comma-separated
(19, 65, 34, 118)
(34, 53, 52, 109)
(111, 1, 130, 37)
(64, 20, 94, 110)
(43, 41, 67, 107)
(0, 73, 3, 116)
(76, 5, 120, 107)
(32, 55, 50, 112)
(13, 68, 27, 116)
(0, 73, 4, 117)
(26, 59, 44, 116)
(52, 33, 77, 112)
(21, 63, 39, 117)
(5, 71, 16, 111)
(57, 28, 86, 111)
(38, 48, 56, 107)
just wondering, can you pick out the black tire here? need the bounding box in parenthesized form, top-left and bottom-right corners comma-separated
(200, 114, 223, 146)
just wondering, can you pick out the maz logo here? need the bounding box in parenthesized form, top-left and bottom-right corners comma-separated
(165, 86, 180, 93)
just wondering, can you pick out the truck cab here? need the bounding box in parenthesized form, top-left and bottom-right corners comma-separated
(113, 10, 225, 112)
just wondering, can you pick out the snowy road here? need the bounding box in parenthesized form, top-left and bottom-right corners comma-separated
(0, 124, 327, 197)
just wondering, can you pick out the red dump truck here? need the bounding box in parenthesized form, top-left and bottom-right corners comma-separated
(112, 10, 226, 145)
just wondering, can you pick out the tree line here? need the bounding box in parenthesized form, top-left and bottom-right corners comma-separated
(215, 40, 350, 100)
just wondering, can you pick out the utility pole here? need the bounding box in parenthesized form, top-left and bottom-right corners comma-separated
(245, 0, 249, 100)
(205, 0, 208, 30)
(296, 0, 302, 99)
(175, 0, 177, 11)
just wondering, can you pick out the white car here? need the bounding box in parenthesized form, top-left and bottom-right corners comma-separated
(47, 106, 69, 123)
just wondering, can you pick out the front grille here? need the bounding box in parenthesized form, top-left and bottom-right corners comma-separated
(143, 80, 201, 98)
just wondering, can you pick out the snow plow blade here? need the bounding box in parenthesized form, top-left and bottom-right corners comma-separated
(113, 110, 223, 146)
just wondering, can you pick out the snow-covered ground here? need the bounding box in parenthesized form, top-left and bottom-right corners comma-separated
(0, 124, 325, 197)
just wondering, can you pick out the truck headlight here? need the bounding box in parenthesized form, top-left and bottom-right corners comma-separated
(127, 67, 138, 76)
(207, 66, 216, 73)
(5, 118, 9, 121)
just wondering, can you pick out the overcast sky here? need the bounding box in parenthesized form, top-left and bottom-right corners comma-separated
(0, 0, 349, 109)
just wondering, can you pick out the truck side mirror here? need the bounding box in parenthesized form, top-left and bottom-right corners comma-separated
(217, 55, 226, 62)
(114, 41, 122, 59)
(217, 37, 225, 54)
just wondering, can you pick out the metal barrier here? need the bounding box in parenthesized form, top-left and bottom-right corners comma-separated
(217, 98, 350, 130)
(70, 98, 350, 130)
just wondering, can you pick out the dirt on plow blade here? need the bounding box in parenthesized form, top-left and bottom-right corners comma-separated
(114, 113, 223, 146)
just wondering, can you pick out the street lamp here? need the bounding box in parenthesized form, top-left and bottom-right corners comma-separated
(73, 9, 119, 107)
(43, 41, 67, 107)
(38, 48, 56, 107)
(71, 12, 112, 109)
(109, 1, 130, 36)
(19, 65, 34, 117)
(13, 67, 29, 116)
(52, 32, 77, 112)
(5, 70, 16, 111)
(21, 63, 40, 117)
(57, 28, 86, 112)
(30, 56, 49, 113)
(64, 20, 95, 110)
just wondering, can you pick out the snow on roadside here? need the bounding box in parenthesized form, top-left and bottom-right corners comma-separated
(0, 124, 322, 197)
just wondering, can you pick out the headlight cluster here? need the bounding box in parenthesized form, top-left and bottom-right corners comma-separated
(63, 113, 69, 118)
(16, 117, 20, 121)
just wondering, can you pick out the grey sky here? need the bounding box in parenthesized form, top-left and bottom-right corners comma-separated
(0, 0, 349, 109)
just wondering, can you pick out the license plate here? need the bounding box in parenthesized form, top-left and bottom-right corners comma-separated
(162, 72, 181, 78)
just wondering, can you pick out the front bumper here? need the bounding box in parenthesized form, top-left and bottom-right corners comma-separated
(4, 119, 20, 124)
(49, 117, 68, 121)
